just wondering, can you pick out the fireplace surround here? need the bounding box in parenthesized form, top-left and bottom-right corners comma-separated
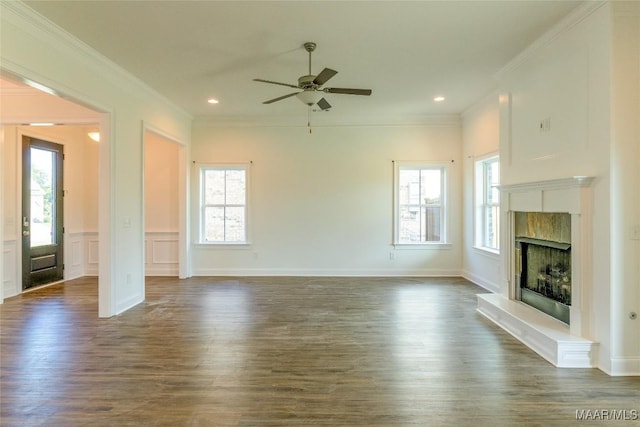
(477, 177, 598, 368)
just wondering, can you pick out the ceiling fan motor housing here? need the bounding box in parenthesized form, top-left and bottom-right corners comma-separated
(298, 75, 317, 89)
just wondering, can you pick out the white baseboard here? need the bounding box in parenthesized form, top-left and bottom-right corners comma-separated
(192, 267, 462, 277)
(462, 269, 499, 293)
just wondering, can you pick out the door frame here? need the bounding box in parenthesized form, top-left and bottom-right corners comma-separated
(22, 136, 64, 290)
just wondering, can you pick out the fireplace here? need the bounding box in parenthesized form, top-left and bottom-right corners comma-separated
(476, 177, 598, 368)
(514, 211, 572, 324)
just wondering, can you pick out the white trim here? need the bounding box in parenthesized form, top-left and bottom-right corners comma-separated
(462, 270, 499, 294)
(196, 162, 252, 245)
(192, 267, 463, 277)
(393, 161, 450, 245)
(393, 243, 452, 250)
(474, 154, 500, 252)
(2, 2, 191, 121)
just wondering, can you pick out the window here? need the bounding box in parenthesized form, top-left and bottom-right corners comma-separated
(475, 155, 500, 251)
(199, 164, 250, 244)
(394, 163, 447, 245)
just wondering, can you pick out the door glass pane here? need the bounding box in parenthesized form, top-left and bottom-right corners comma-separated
(30, 147, 54, 247)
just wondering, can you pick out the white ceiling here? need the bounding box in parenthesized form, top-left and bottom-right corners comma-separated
(21, 0, 584, 125)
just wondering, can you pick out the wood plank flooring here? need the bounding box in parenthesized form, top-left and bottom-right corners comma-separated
(1, 276, 639, 426)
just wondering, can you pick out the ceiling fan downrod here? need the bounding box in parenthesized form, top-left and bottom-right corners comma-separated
(304, 42, 316, 76)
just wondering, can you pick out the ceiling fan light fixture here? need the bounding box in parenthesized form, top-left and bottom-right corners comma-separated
(296, 90, 323, 106)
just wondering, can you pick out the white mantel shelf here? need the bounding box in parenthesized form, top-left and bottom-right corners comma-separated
(499, 176, 595, 193)
(477, 293, 598, 368)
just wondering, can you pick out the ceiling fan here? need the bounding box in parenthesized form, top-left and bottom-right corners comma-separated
(253, 42, 372, 110)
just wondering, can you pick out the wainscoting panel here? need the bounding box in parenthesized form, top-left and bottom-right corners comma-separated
(65, 233, 85, 280)
(85, 233, 99, 277)
(145, 232, 178, 276)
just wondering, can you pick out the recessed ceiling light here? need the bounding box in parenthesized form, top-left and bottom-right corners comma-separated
(433, 96, 445, 102)
(207, 98, 219, 104)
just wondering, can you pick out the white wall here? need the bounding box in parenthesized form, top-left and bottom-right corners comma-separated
(1, 2, 192, 315)
(191, 122, 462, 276)
(145, 131, 180, 276)
(609, 0, 640, 374)
(479, 2, 639, 375)
(461, 93, 500, 292)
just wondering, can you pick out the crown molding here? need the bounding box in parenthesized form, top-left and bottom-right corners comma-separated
(192, 113, 461, 129)
(494, 1, 607, 82)
(1, 1, 191, 121)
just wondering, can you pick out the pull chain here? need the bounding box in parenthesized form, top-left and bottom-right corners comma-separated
(308, 106, 312, 134)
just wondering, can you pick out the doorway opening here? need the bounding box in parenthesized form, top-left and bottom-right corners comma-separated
(22, 137, 64, 289)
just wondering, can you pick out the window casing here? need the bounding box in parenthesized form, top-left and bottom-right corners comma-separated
(198, 164, 250, 244)
(475, 155, 500, 251)
(394, 163, 448, 245)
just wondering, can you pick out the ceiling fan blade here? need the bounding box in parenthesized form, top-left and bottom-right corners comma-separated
(253, 78, 300, 89)
(324, 88, 372, 96)
(317, 98, 331, 110)
(313, 68, 338, 86)
(263, 92, 299, 104)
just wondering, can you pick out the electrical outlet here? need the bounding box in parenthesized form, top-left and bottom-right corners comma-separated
(539, 117, 551, 132)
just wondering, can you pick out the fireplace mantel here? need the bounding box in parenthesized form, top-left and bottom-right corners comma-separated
(477, 177, 598, 368)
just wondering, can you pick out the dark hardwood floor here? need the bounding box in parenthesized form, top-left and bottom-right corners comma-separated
(1, 276, 639, 426)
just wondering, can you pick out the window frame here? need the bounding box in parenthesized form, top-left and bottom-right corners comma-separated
(197, 162, 251, 246)
(393, 161, 450, 248)
(474, 154, 500, 253)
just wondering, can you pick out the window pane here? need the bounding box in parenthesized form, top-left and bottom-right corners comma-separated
(396, 166, 444, 244)
(30, 147, 54, 247)
(399, 205, 421, 242)
(425, 206, 441, 241)
(225, 207, 245, 242)
(399, 169, 420, 205)
(485, 205, 499, 248)
(421, 169, 441, 206)
(204, 170, 225, 204)
(225, 170, 246, 205)
(204, 206, 225, 242)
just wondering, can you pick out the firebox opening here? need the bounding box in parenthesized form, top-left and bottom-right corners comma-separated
(514, 212, 572, 324)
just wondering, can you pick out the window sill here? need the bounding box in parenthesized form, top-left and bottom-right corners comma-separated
(194, 242, 252, 249)
(473, 246, 500, 257)
(393, 243, 452, 250)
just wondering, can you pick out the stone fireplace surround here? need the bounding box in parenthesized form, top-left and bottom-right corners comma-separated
(476, 177, 598, 368)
